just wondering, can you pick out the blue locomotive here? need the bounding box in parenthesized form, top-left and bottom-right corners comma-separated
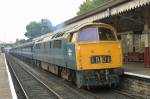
(10, 23, 123, 88)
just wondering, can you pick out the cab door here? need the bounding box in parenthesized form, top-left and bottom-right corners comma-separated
(66, 33, 77, 70)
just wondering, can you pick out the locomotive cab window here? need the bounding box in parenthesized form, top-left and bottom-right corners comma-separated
(67, 33, 72, 43)
(72, 33, 77, 42)
(68, 33, 77, 43)
(78, 27, 116, 42)
(98, 28, 116, 41)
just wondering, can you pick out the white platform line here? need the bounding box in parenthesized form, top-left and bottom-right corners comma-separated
(124, 72, 150, 79)
(4, 54, 17, 99)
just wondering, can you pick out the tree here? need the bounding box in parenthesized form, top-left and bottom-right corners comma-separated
(41, 19, 53, 34)
(77, 0, 113, 15)
(15, 38, 26, 44)
(25, 21, 42, 38)
(24, 19, 53, 39)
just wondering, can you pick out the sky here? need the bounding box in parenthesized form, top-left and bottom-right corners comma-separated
(0, 0, 85, 43)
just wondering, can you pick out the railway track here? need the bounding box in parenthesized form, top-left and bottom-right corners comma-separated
(112, 89, 138, 99)
(6, 56, 65, 99)
(6, 54, 139, 99)
(6, 54, 98, 99)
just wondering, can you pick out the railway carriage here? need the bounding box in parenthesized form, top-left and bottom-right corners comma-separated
(10, 23, 123, 88)
(10, 42, 34, 60)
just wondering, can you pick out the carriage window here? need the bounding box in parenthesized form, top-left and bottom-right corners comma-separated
(39, 44, 41, 49)
(43, 43, 45, 48)
(53, 40, 61, 48)
(49, 42, 51, 48)
(36, 44, 40, 49)
(78, 27, 116, 42)
(43, 43, 46, 48)
(28, 47, 31, 52)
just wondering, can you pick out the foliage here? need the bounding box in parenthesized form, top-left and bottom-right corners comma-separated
(41, 19, 53, 34)
(25, 22, 41, 38)
(77, 0, 113, 15)
(24, 19, 53, 39)
(15, 38, 26, 44)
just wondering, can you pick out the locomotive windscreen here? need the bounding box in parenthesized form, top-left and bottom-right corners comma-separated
(78, 27, 116, 42)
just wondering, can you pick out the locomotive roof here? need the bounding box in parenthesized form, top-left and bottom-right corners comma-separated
(12, 23, 112, 47)
(12, 41, 34, 49)
(34, 22, 113, 44)
(67, 23, 108, 33)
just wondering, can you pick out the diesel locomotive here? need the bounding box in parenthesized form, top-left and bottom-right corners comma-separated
(10, 23, 123, 88)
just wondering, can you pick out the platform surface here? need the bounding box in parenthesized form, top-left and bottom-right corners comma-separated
(124, 62, 150, 78)
(0, 53, 13, 99)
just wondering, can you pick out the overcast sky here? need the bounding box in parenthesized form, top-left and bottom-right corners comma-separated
(0, 0, 85, 43)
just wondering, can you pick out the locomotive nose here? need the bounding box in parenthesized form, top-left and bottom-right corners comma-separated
(76, 41, 122, 70)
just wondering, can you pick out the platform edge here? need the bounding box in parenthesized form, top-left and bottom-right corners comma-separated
(4, 54, 17, 99)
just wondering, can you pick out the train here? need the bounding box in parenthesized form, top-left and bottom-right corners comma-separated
(10, 23, 123, 88)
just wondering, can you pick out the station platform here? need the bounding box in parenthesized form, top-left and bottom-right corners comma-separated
(123, 62, 150, 79)
(0, 53, 16, 99)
